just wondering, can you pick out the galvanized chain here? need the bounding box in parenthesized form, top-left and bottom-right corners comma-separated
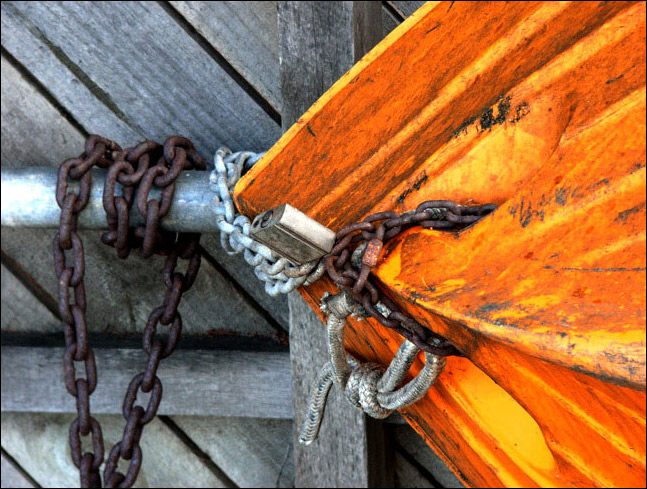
(55, 135, 205, 488)
(323, 200, 497, 356)
(210, 147, 325, 296)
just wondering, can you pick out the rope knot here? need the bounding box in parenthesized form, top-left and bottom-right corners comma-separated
(346, 363, 392, 419)
(299, 292, 446, 444)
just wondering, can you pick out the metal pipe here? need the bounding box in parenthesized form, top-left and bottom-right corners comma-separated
(1, 167, 221, 232)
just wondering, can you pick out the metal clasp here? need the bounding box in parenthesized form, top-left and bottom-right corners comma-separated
(250, 204, 335, 265)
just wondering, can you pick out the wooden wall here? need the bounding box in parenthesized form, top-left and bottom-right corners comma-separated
(1, 2, 462, 487)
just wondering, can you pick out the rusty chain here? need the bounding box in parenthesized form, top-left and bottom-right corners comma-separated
(324, 200, 497, 356)
(54, 134, 205, 488)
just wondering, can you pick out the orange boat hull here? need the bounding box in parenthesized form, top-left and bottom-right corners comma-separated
(235, 2, 646, 486)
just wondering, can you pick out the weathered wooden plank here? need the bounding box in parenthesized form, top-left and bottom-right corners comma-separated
(168, 2, 406, 114)
(390, 425, 464, 488)
(280, 2, 390, 486)
(391, 1, 427, 18)
(393, 452, 435, 488)
(169, 1, 281, 113)
(173, 416, 294, 488)
(0, 264, 59, 334)
(1, 0, 290, 330)
(278, 1, 383, 131)
(0, 412, 231, 488)
(0, 53, 284, 339)
(1, 346, 292, 419)
(1, 450, 39, 489)
(0, 1, 280, 152)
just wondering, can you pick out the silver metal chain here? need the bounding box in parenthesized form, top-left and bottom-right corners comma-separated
(210, 147, 324, 296)
(212, 147, 445, 444)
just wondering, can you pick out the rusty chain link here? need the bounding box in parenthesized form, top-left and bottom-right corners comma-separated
(324, 200, 497, 356)
(54, 134, 205, 488)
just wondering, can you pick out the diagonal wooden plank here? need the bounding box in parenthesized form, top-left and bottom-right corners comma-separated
(172, 416, 295, 488)
(1, 0, 290, 330)
(169, 1, 281, 114)
(391, 1, 427, 18)
(168, 1, 414, 113)
(0, 263, 59, 334)
(1, 449, 39, 489)
(0, 53, 283, 339)
(0, 1, 280, 152)
(0, 412, 232, 488)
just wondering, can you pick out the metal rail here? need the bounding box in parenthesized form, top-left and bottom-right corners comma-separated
(1, 167, 220, 232)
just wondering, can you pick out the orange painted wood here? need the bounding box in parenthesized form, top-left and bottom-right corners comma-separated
(235, 1, 646, 487)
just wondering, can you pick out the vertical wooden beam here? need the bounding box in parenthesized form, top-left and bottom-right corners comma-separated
(279, 2, 391, 486)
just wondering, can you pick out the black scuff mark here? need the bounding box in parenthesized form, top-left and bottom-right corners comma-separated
(510, 102, 530, 123)
(588, 178, 610, 191)
(306, 124, 316, 137)
(451, 96, 529, 140)
(447, 1, 455, 13)
(555, 187, 569, 206)
(451, 114, 478, 138)
(605, 74, 624, 84)
(427, 22, 442, 33)
(517, 197, 544, 228)
(396, 172, 428, 204)
(543, 265, 646, 272)
(630, 162, 645, 173)
(614, 202, 646, 224)
(477, 301, 513, 315)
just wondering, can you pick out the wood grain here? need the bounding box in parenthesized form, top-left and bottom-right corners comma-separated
(0, 450, 38, 489)
(169, 1, 281, 113)
(236, 1, 646, 486)
(0, 412, 231, 488)
(1, 0, 290, 330)
(0, 53, 283, 339)
(0, 263, 59, 334)
(173, 416, 294, 488)
(1, 346, 292, 418)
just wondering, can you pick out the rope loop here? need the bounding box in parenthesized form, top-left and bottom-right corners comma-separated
(299, 290, 445, 445)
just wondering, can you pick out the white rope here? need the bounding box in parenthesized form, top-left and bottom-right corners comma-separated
(210, 147, 444, 444)
(210, 147, 324, 296)
(299, 291, 445, 444)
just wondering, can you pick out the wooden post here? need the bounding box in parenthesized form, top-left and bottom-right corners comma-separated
(279, 2, 391, 486)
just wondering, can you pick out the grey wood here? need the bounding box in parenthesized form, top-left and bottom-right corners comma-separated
(0, 53, 284, 339)
(1, 450, 38, 489)
(0, 1, 280, 152)
(173, 416, 294, 488)
(280, 2, 391, 486)
(0, 264, 59, 334)
(1, 346, 292, 419)
(278, 1, 383, 130)
(169, 1, 281, 113)
(393, 451, 435, 488)
(383, 6, 401, 36)
(0, 412, 230, 488)
(1, 1, 290, 330)
(391, 1, 427, 18)
(391, 424, 465, 488)
(169, 2, 402, 117)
